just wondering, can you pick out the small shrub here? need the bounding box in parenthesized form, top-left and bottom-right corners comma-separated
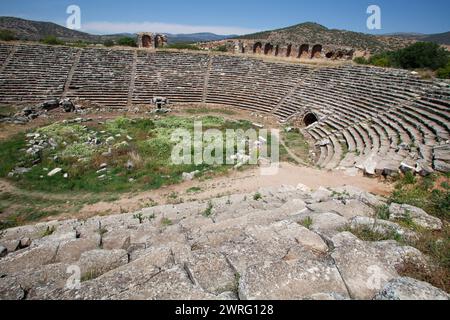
(376, 205, 390, 220)
(165, 43, 200, 50)
(41, 225, 56, 237)
(117, 37, 136, 47)
(133, 213, 144, 224)
(213, 45, 228, 52)
(0, 29, 16, 41)
(41, 36, 65, 45)
(253, 192, 262, 201)
(436, 62, 450, 79)
(161, 217, 173, 226)
(203, 201, 214, 217)
(103, 40, 115, 47)
(299, 217, 313, 230)
(354, 57, 368, 65)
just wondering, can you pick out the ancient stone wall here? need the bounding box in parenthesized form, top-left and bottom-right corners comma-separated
(234, 40, 355, 60)
(137, 32, 168, 49)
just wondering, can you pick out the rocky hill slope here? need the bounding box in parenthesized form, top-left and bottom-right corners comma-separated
(237, 22, 416, 51)
(0, 185, 447, 300)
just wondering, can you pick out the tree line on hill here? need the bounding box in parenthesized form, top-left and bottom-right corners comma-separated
(354, 42, 450, 79)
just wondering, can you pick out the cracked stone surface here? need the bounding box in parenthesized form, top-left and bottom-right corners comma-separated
(0, 185, 446, 300)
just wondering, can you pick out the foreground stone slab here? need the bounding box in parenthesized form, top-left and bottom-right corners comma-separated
(375, 277, 449, 300)
(331, 232, 424, 300)
(239, 259, 349, 300)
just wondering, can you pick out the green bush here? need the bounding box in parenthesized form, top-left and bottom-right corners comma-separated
(41, 36, 65, 45)
(117, 37, 136, 47)
(436, 62, 450, 79)
(393, 42, 449, 70)
(354, 57, 368, 65)
(103, 40, 115, 47)
(356, 42, 450, 73)
(0, 29, 16, 41)
(213, 45, 228, 52)
(165, 43, 200, 50)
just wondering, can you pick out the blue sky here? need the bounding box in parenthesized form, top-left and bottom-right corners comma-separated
(1, 0, 449, 35)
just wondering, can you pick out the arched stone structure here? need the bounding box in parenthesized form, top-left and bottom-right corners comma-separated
(141, 35, 152, 48)
(325, 51, 334, 59)
(264, 43, 274, 55)
(154, 35, 164, 48)
(274, 45, 279, 56)
(298, 44, 309, 58)
(286, 44, 292, 57)
(311, 45, 323, 59)
(303, 112, 319, 126)
(253, 42, 263, 54)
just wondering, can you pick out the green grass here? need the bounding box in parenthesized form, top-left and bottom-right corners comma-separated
(202, 201, 214, 217)
(280, 128, 311, 165)
(184, 107, 236, 116)
(343, 224, 403, 243)
(161, 217, 173, 226)
(0, 115, 256, 194)
(187, 187, 202, 193)
(298, 217, 313, 230)
(390, 173, 449, 221)
(253, 192, 262, 201)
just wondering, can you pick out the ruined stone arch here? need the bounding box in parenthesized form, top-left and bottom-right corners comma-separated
(274, 45, 279, 56)
(253, 42, 263, 54)
(311, 45, 322, 59)
(264, 43, 274, 55)
(298, 44, 309, 58)
(154, 34, 165, 48)
(325, 51, 334, 59)
(141, 35, 152, 48)
(335, 51, 344, 59)
(286, 44, 292, 57)
(303, 112, 319, 126)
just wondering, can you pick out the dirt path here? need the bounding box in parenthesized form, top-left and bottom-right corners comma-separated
(51, 162, 392, 220)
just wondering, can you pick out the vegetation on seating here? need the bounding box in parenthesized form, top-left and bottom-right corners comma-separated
(40, 35, 65, 45)
(117, 37, 137, 47)
(212, 45, 228, 52)
(343, 172, 450, 293)
(390, 172, 449, 221)
(280, 127, 312, 165)
(354, 42, 450, 79)
(103, 39, 115, 47)
(0, 29, 17, 41)
(164, 43, 201, 50)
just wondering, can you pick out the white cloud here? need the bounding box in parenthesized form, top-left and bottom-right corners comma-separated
(81, 21, 259, 35)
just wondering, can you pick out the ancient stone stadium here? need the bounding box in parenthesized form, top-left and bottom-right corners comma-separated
(0, 19, 449, 301)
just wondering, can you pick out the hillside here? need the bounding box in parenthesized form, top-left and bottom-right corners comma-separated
(0, 17, 234, 44)
(0, 16, 100, 42)
(237, 22, 413, 51)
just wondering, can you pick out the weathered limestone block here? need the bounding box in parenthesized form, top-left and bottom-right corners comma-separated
(0, 263, 70, 300)
(101, 229, 131, 250)
(389, 203, 442, 230)
(239, 259, 349, 300)
(331, 232, 424, 300)
(349, 217, 418, 241)
(307, 199, 374, 219)
(375, 277, 449, 300)
(0, 245, 59, 275)
(55, 236, 101, 263)
(78, 249, 129, 279)
(309, 212, 348, 238)
(185, 250, 236, 295)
